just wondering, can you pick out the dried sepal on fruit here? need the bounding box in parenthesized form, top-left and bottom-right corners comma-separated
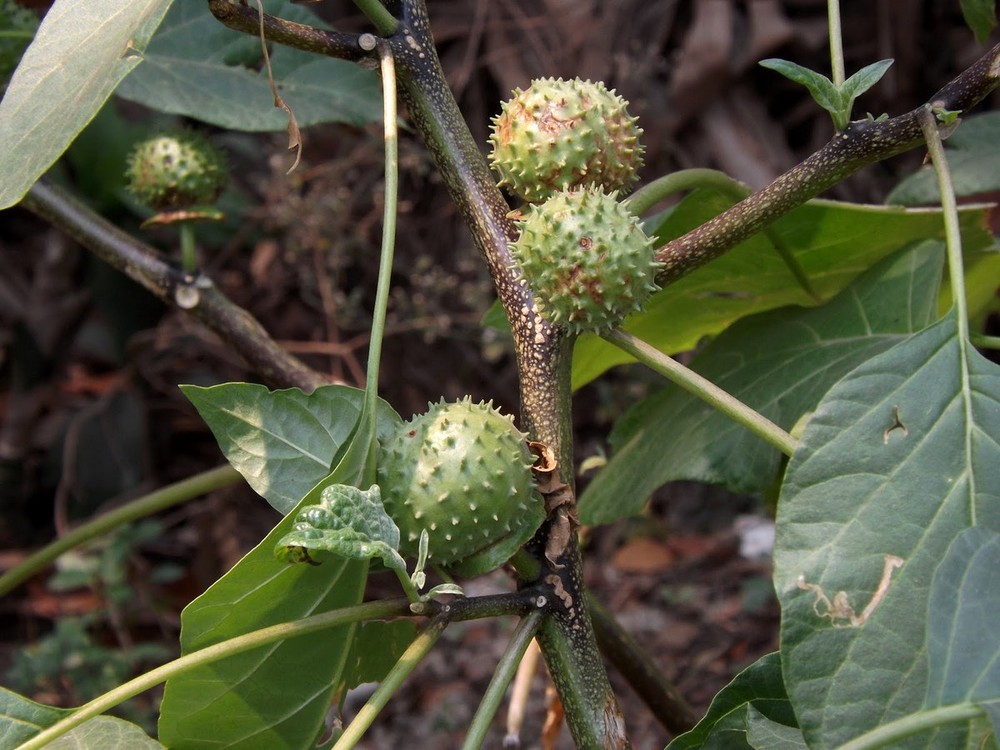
(512, 187, 659, 334)
(489, 77, 643, 203)
(377, 398, 543, 577)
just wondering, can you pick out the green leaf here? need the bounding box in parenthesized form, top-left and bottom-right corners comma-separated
(159, 387, 391, 749)
(0, 688, 163, 750)
(925, 527, 1000, 707)
(157, 509, 368, 748)
(759, 59, 845, 126)
(115, 1, 382, 131)
(276, 484, 406, 574)
(578, 242, 943, 524)
(571, 190, 993, 388)
(0, 0, 174, 209)
(46, 717, 165, 749)
(889, 112, 1000, 205)
(340, 619, 419, 692)
(0, 687, 70, 748)
(839, 59, 894, 108)
(667, 653, 798, 750)
(961, 0, 997, 42)
(773, 309, 1000, 748)
(745, 707, 807, 750)
(181, 383, 401, 514)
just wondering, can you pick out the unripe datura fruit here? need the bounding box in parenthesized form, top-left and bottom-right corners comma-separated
(489, 77, 643, 203)
(513, 187, 659, 334)
(377, 398, 542, 577)
(125, 131, 227, 212)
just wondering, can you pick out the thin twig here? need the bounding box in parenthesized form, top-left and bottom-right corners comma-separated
(208, 0, 373, 60)
(22, 180, 329, 392)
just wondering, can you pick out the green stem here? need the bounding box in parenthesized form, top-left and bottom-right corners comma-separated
(971, 334, 1000, 350)
(15, 599, 412, 750)
(918, 105, 977, 528)
(363, 42, 399, 417)
(627, 169, 820, 302)
(918, 107, 969, 339)
(462, 610, 544, 750)
(602, 327, 798, 458)
(626, 169, 751, 217)
(333, 613, 449, 749)
(827, 0, 846, 86)
(836, 703, 985, 750)
(0, 464, 240, 598)
(352, 0, 399, 35)
(179, 222, 197, 273)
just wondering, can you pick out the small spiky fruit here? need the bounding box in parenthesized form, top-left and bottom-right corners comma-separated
(513, 187, 659, 333)
(125, 131, 227, 211)
(489, 77, 643, 203)
(377, 398, 542, 577)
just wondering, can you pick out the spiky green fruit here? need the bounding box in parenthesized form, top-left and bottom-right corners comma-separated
(513, 187, 659, 333)
(125, 131, 227, 211)
(377, 398, 542, 577)
(489, 77, 643, 203)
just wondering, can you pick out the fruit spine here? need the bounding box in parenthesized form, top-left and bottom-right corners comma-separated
(377, 398, 542, 577)
(512, 187, 659, 333)
(489, 77, 643, 203)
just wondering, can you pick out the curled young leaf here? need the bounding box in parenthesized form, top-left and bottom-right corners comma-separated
(275, 484, 406, 575)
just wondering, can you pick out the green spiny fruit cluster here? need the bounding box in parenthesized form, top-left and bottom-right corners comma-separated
(377, 398, 542, 577)
(125, 131, 227, 212)
(512, 187, 658, 333)
(489, 77, 643, 203)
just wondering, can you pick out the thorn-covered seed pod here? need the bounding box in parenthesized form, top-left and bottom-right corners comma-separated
(489, 77, 643, 203)
(512, 187, 659, 333)
(377, 398, 542, 577)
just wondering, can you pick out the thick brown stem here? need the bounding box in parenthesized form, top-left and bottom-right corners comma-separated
(656, 42, 1000, 285)
(379, 1, 627, 746)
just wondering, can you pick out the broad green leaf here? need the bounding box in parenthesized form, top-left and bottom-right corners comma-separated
(47, 716, 165, 749)
(181, 383, 401, 514)
(276, 484, 406, 574)
(158, 519, 367, 749)
(0, 0, 174, 209)
(774, 310, 1000, 748)
(115, 1, 382, 131)
(0, 687, 70, 748)
(0, 688, 162, 750)
(759, 59, 844, 123)
(925, 527, 1000, 707)
(341, 619, 419, 692)
(985, 700, 1000, 741)
(839, 59, 894, 106)
(889, 112, 1000, 205)
(571, 190, 992, 388)
(668, 653, 797, 750)
(961, 0, 997, 42)
(159, 389, 391, 749)
(578, 242, 943, 524)
(745, 707, 807, 750)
